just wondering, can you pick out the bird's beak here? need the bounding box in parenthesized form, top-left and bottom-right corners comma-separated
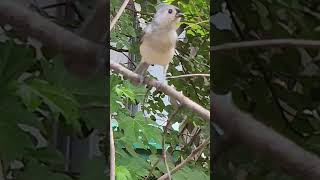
(176, 13, 184, 18)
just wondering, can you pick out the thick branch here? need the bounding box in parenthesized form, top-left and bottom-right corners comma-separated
(211, 39, 320, 51)
(110, 63, 210, 121)
(78, 0, 107, 43)
(212, 92, 320, 180)
(0, 1, 99, 61)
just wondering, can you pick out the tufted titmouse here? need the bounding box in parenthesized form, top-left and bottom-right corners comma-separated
(133, 4, 184, 85)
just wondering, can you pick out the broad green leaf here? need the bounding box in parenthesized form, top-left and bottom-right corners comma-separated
(79, 157, 106, 180)
(0, 94, 37, 160)
(26, 148, 65, 168)
(17, 159, 73, 180)
(0, 40, 36, 85)
(116, 166, 133, 180)
(28, 79, 81, 130)
(117, 112, 162, 146)
(16, 82, 42, 112)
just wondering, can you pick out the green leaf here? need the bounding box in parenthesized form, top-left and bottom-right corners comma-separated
(117, 112, 162, 146)
(79, 157, 106, 180)
(17, 159, 73, 180)
(0, 94, 37, 160)
(116, 153, 150, 179)
(28, 79, 81, 130)
(16, 82, 42, 112)
(0, 40, 36, 85)
(81, 109, 107, 130)
(27, 148, 65, 168)
(116, 166, 133, 180)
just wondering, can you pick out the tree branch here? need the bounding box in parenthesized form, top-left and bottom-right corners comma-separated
(211, 39, 320, 51)
(110, 0, 130, 31)
(212, 92, 320, 180)
(157, 138, 210, 180)
(78, 0, 107, 43)
(0, 1, 99, 62)
(110, 63, 210, 121)
(110, 119, 115, 180)
(167, 74, 210, 79)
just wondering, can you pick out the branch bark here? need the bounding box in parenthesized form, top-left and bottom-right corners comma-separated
(0, 1, 99, 61)
(166, 74, 210, 79)
(110, 119, 115, 180)
(78, 0, 107, 43)
(212, 92, 320, 180)
(211, 39, 320, 51)
(110, 0, 130, 31)
(110, 63, 210, 121)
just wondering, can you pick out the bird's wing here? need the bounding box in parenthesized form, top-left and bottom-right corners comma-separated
(140, 24, 153, 44)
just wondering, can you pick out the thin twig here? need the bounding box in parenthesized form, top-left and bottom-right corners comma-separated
(166, 74, 210, 79)
(110, 45, 129, 52)
(157, 138, 210, 180)
(162, 107, 181, 180)
(110, 119, 115, 180)
(120, 52, 136, 68)
(211, 39, 320, 51)
(141, 88, 150, 121)
(145, 158, 162, 180)
(162, 136, 171, 180)
(110, 0, 130, 31)
(145, 107, 181, 179)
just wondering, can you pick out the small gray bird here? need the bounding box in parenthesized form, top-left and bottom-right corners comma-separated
(134, 4, 184, 84)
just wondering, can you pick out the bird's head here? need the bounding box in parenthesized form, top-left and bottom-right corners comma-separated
(153, 4, 184, 29)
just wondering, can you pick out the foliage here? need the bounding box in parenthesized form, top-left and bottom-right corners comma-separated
(111, 0, 210, 179)
(0, 0, 107, 179)
(213, 0, 320, 179)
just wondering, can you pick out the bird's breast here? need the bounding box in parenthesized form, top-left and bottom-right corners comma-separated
(140, 30, 177, 65)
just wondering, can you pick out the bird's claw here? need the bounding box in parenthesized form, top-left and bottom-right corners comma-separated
(155, 81, 163, 91)
(139, 75, 144, 85)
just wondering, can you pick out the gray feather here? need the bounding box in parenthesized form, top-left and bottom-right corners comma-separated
(134, 62, 150, 76)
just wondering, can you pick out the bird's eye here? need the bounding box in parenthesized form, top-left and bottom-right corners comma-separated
(168, 9, 173, 14)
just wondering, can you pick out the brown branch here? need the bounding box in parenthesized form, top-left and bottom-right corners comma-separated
(167, 74, 210, 79)
(212, 92, 320, 180)
(110, 0, 130, 31)
(211, 39, 320, 51)
(110, 119, 115, 180)
(145, 158, 162, 180)
(157, 138, 210, 180)
(162, 107, 181, 180)
(78, 0, 107, 43)
(110, 63, 210, 121)
(0, 1, 99, 62)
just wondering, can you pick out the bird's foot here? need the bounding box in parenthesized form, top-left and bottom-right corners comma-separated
(138, 75, 145, 85)
(132, 75, 145, 86)
(155, 81, 162, 91)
